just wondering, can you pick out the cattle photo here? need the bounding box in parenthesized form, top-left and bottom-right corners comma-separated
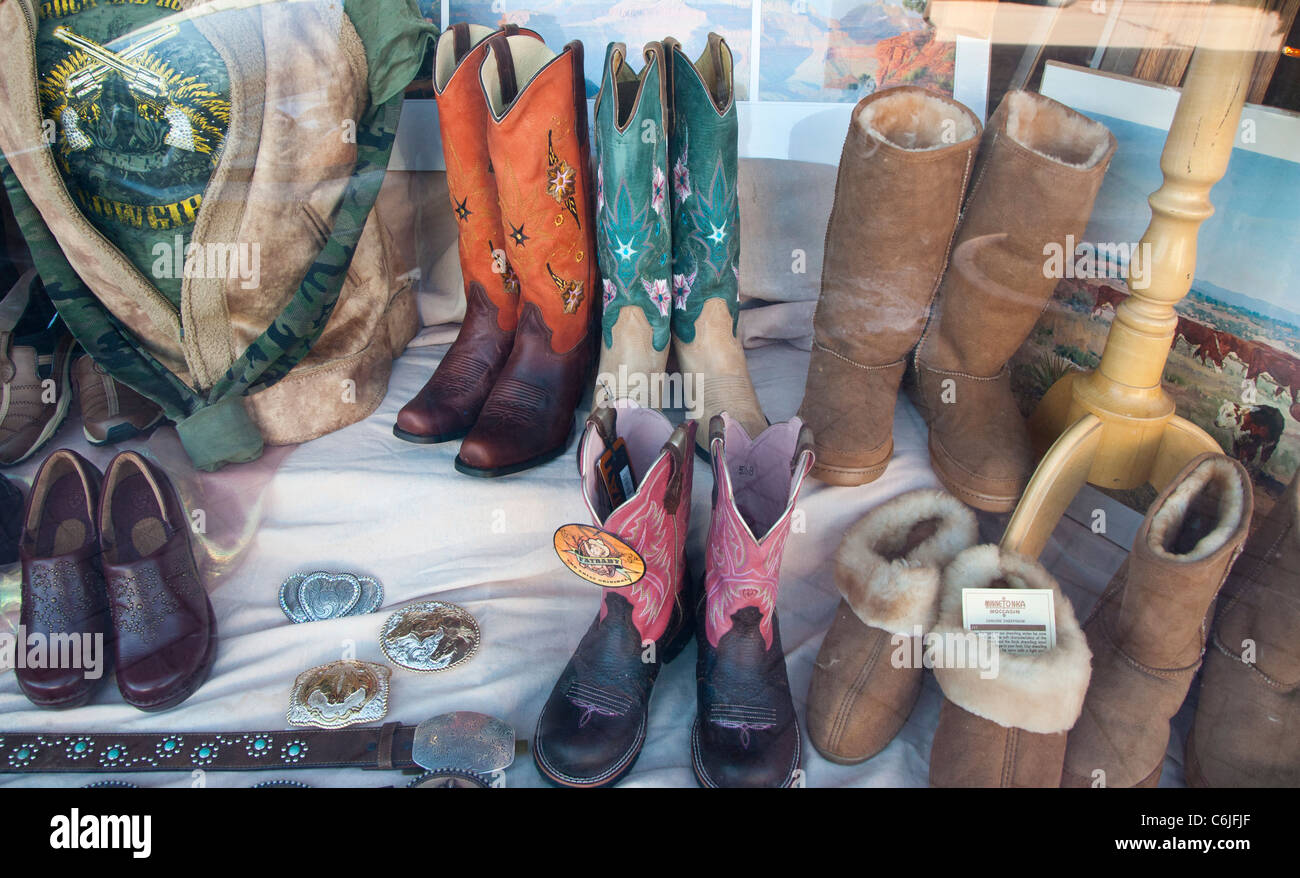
(1011, 273, 1300, 501)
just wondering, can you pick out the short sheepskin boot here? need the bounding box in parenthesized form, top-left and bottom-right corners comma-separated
(1063, 453, 1252, 788)
(799, 87, 980, 486)
(913, 91, 1115, 511)
(807, 489, 977, 763)
(1187, 472, 1300, 788)
(929, 545, 1092, 788)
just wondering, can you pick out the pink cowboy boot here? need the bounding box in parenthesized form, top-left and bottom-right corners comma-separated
(534, 406, 696, 787)
(692, 413, 815, 787)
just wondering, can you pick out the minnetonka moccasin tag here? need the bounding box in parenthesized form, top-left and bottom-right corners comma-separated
(287, 660, 391, 729)
(280, 572, 384, 623)
(553, 524, 647, 588)
(380, 602, 480, 673)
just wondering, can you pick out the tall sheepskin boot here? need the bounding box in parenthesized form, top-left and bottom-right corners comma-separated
(664, 35, 767, 454)
(1187, 473, 1300, 787)
(1063, 453, 1252, 788)
(913, 91, 1115, 511)
(799, 87, 980, 486)
(807, 489, 977, 763)
(692, 413, 814, 787)
(929, 546, 1092, 787)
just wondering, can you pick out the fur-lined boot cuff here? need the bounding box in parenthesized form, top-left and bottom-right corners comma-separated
(834, 490, 978, 635)
(931, 545, 1092, 734)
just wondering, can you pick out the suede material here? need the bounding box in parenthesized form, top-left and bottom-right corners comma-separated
(1063, 454, 1252, 788)
(914, 92, 1115, 511)
(0, 335, 75, 466)
(807, 600, 922, 764)
(800, 87, 979, 486)
(0, 1, 417, 463)
(1189, 474, 1300, 787)
(666, 37, 765, 448)
(73, 355, 163, 444)
(930, 700, 1068, 788)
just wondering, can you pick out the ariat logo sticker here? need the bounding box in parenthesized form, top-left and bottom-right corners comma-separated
(553, 525, 645, 588)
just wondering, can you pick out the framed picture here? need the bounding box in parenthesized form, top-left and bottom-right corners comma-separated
(1012, 61, 1300, 504)
(392, 1, 989, 169)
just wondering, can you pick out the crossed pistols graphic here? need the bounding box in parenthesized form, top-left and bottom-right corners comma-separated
(53, 23, 199, 153)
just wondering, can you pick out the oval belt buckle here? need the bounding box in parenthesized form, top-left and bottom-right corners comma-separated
(380, 601, 480, 672)
(287, 660, 391, 729)
(409, 712, 515, 788)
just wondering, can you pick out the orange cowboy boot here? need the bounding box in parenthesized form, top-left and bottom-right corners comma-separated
(394, 23, 543, 444)
(455, 33, 597, 477)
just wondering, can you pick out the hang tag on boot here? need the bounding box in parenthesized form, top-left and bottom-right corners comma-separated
(597, 437, 637, 509)
(961, 589, 1056, 656)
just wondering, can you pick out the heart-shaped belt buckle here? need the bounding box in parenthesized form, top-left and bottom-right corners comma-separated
(280, 572, 384, 623)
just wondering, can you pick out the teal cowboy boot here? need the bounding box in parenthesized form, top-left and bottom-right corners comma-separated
(664, 34, 766, 454)
(592, 42, 673, 411)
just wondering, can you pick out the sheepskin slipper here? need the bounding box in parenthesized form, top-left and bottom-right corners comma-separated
(929, 545, 1091, 788)
(807, 490, 977, 764)
(1063, 453, 1252, 789)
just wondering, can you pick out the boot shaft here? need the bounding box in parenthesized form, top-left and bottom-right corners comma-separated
(435, 24, 540, 330)
(703, 413, 814, 649)
(919, 90, 1116, 377)
(1214, 472, 1300, 686)
(1113, 453, 1252, 668)
(594, 43, 673, 353)
(664, 35, 740, 344)
(577, 406, 695, 645)
(480, 35, 597, 355)
(816, 87, 981, 364)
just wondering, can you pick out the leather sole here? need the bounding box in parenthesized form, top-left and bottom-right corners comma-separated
(453, 432, 574, 478)
(928, 436, 1022, 514)
(84, 412, 165, 447)
(533, 606, 696, 789)
(18, 679, 101, 711)
(690, 716, 802, 788)
(392, 424, 471, 445)
(120, 598, 218, 713)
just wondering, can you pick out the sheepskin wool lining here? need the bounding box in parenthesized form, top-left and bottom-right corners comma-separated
(834, 490, 978, 634)
(857, 90, 978, 151)
(931, 545, 1092, 734)
(1003, 91, 1111, 169)
(1146, 455, 1249, 563)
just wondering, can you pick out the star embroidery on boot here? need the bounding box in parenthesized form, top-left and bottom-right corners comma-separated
(509, 222, 529, 248)
(614, 237, 637, 262)
(707, 222, 728, 245)
(453, 195, 472, 222)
